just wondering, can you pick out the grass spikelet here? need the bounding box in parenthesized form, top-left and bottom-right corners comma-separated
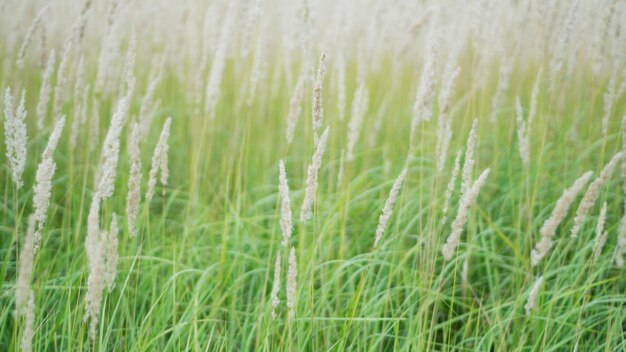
(312, 52, 327, 145)
(278, 160, 292, 247)
(36, 49, 55, 129)
(3, 87, 28, 189)
(374, 165, 408, 248)
(299, 126, 329, 222)
(146, 117, 172, 202)
(441, 150, 462, 225)
(126, 123, 141, 236)
(442, 168, 490, 261)
(346, 83, 368, 162)
(286, 247, 297, 323)
(531, 171, 593, 267)
(571, 152, 623, 238)
(270, 252, 281, 319)
(525, 275, 543, 316)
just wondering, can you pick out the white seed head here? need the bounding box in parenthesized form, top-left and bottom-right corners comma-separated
(278, 160, 293, 247)
(32, 116, 66, 243)
(592, 202, 608, 261)
(300, 126, 329, 222)
(96, 96, 130, 199)
(374, 166, 408, 248)
(531, 171, 593, 267)
(104, 214, 119, 291)
(515, 96, 529, 166)
(16, 216, 36, 315)
(312, 52, 327, 144)
(571, 152, 623, 238)
(442, 150, 463, 225)
(36, 49, 55, 130)
(460, 119, 478, 198)
(286, 247, 297, 323)
(525, 275, 543, 316)
(146, 118, 172, 202)
(346, 83, 368, 162)
(442, 168, 490, 261)
(270, 252, 281, 319)
(4, 88, 28, 189)
(126, 123, 142, 237)
(20, 291, 35, 352)
(286, 73, 306, 145)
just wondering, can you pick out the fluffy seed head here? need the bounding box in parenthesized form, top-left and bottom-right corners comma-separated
(4, 87, 28, 189)
(286, 247, 297, 323)
(312, 52, 327, 144)
(531, 171, 593, 267)
(270, 252, 281, 319)
(525, 275, 543, 316)
(374, 166, 408, 248)
(36, 49, 55, 129)
(278, 160, 293, 247)
(146, 118, 172, 202)
(300, 126, 329, 222)
(571, 152, 623, 238)
(442, 168, 490, 261)
(286, 73, 306, 145)
(126, 123, 142, 236)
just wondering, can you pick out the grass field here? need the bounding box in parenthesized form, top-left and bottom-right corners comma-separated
(1, 0, 626, 351)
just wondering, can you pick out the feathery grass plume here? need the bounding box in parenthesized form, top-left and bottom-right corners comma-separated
(336, 53, 346, 121)
(278, 160, 292, 247)
(36, 49, 55, 129)
(530, 171, 593, 267)
(525, 275, 543, 316)
(146, 117, 172, 202)
(246, 30, 265, 106)
(52, 38, 73, 118)
(84, 194, 104, 341)
(299, 126, 329, 222)
(549, 1, 579, 91)
(96, 96, 130, 199)
(528, 66, 542, 126)
(70, 57, 86, 145)
(590, 1, 616, 77)
(571, 152, 623, 238)
(126, 123, 141, 236)
(601, 63, 618, 137)
(489, 58, 512, 122)
(104, 214, 118, 291)
(616, 213, 626, 267)
(4, 88, 28, 189)
(16, 4, 49, 69)
(312, 52, 327, 145)
(94, 0, 120, 96)
(442, 168, 490, 261)
(618, 114, 626, 190)
(410, 29, 439, 146)
(32, 116, 66, 247)
(286, 247, 297, 323)
(461, 255, 469, 289)
(119, 31, 137, 98)
(337, 149, 345, 189)
(286, 72, 305, 145)
(441, 150, 462, 225)
(346, 83, 368, 162)
(204, 5, 234, 120)
(16, 216, 36, 314)
(20, 291, 35, 352)
(270, 252, 281, 319)
(461, 119, 478, 197)
(435, 58, 461, 173)
(241, 0, 263, 58)
(139, 60, 163, 139)
(373, 165, 408, 248)
(515, 97, 529, 166)
(592, 202, 608, 261)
